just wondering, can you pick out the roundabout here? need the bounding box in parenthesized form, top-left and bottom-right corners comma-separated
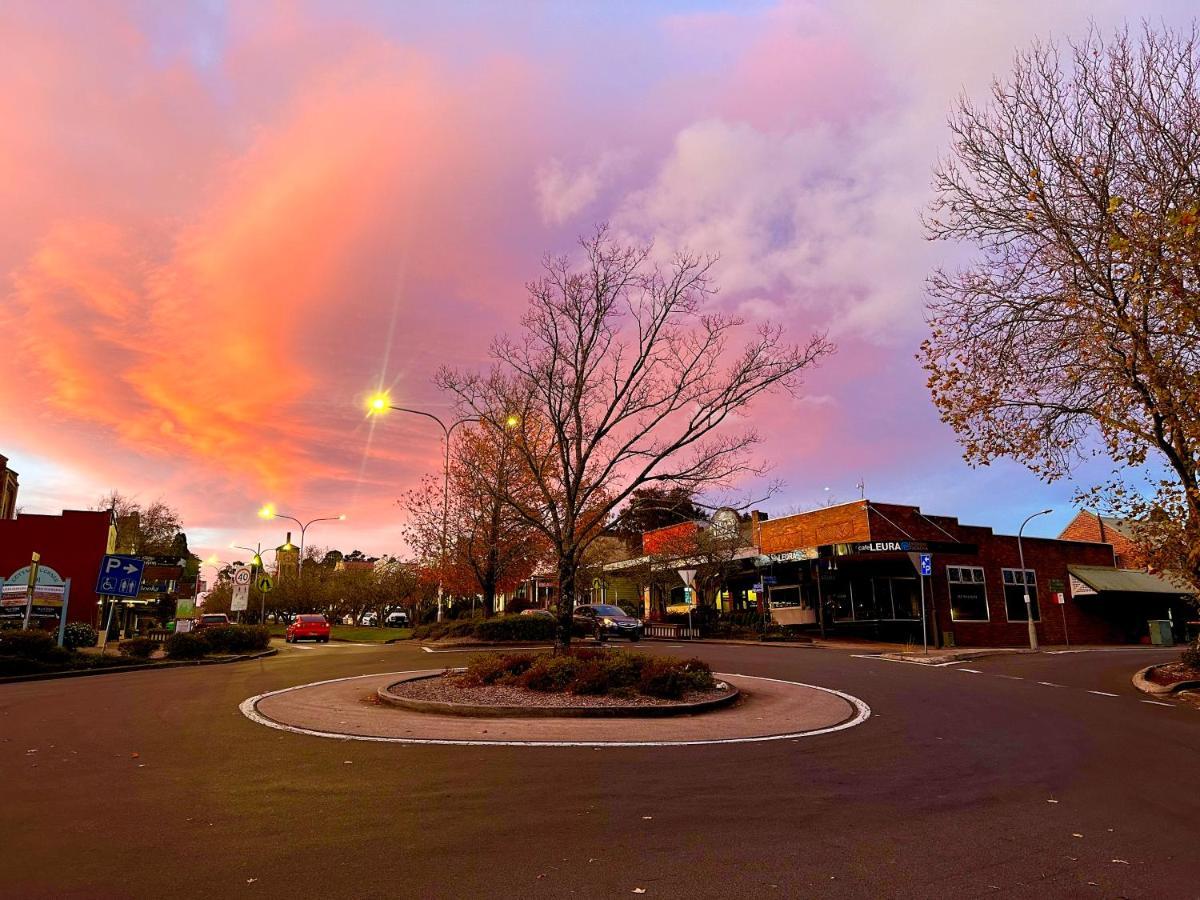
(239, 668, 872, 747)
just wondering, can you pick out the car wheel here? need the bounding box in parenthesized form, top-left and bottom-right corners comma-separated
(630, 633, 641, 642)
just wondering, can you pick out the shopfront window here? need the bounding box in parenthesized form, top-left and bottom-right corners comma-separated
(948, 566, 989, 622)
(1002, 569, 1039, 622)
(889, 578, 921, 620)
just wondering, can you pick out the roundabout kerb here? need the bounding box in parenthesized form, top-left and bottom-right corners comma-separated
(239, 669, 872, 748)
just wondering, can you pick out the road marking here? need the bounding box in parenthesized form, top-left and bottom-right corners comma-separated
(238, 671, 872, 748)
(420, 645, 548, 654)
(958, 668, 983, 674)
(1037, 681, 1063, 687)
(990, 674, 1024, 680)
(1087, 690, 1119, 697)
(1141, 700, 1173, 707)
(849, 654, 962, 667)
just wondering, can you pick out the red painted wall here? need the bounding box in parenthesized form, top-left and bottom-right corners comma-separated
(0, 510, 113, 627)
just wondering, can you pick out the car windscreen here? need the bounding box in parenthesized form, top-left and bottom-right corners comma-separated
(593, 605, 627, 616)
(201, 616, 225, 623)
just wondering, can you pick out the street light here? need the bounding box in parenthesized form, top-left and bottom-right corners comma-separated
(257, 505, 344, 577)
(1016, 508, 1053, 651)
(367, 392, 479, 623)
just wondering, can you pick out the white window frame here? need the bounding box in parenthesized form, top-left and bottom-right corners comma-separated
(1001, 568, 1040, 622)
(947, 565, 990, 622)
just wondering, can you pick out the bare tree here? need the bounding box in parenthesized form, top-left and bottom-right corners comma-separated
(440, 227, 832, 648)
(94, 491, 184, 556)
(923, 24, 1200, 590)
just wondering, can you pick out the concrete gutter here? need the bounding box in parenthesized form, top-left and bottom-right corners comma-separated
(0, 648, 278, 685)
(876, 648, 1036, 665)
(1132, 664, 1200, 696)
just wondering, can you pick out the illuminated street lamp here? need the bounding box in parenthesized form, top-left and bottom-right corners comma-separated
(257, 505, 344, 577)
(366, 392, 479, 622)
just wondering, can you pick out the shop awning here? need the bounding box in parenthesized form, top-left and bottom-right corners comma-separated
(1067, 566, 1193, 596)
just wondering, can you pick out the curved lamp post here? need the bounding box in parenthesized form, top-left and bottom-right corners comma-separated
(1016, 508, 1053, 650)
(257, 505, 344, 577)
(367, 393, 479, 623)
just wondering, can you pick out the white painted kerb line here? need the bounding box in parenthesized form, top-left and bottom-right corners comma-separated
(238, 671, 872, 748)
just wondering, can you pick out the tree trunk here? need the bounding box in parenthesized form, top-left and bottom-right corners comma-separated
(556, 558, 577, 653)
(482, 580, 496, 618)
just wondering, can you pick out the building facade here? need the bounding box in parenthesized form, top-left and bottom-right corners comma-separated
(0, 455, 18, 520)
(0, 509, 115, 629)
(605, 499, 1195, 647)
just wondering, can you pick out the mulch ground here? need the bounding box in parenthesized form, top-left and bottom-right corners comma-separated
(1148, 662, 1200, 686)
(384, 671, 731, 709)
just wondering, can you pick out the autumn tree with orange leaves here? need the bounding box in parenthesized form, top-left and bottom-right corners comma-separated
(400, 423, 544, 616)
(923, 25, 1200, 591)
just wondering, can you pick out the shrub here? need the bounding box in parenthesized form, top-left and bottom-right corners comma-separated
(474, 615, 556, 642)
(462, 652, 536, 686)
(1182, 642, 1200, 670)
(638, 656, 715, 699)
(521, 655, 580, 692)
(0, 628, 58, 660)
(164, 632, 210, 659)
(63, 622, 99, 650)
(202, 625, 270, 654)
(119, 637, 160, 659)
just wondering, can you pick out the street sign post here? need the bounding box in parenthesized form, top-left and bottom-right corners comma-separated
(232, 566, 251, 615)
(255, 572, 274, 625)
(677, 568, 697, 635)
(95, 555, 146, 599)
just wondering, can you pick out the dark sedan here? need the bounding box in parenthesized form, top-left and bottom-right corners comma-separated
(573, 604, 643, 641)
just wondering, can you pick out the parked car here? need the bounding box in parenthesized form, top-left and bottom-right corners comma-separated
(572, 604, 643, 641)
(385, 611, 409, 627)
(195, 613, 231, 630)
(360, 613, 379, 627)
(286, 614, 331, 643)
(520, 608, 554, 619)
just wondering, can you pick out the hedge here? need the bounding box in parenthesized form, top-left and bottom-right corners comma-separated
(164, 632, 210, 659)
(119, 637, 160, 659)
(459, 649, 715, 699)
(414, 615, 556, 643)
(201, 625, 271, 653)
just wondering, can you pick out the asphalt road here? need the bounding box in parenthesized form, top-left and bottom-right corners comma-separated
(1, 639, 1197, 899)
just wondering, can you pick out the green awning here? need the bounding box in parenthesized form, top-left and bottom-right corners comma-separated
(1067, 566, 1193, 595)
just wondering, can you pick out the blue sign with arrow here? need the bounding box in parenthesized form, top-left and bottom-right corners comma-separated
(919, 553, 932, 576)
(95, 555, 145, 598)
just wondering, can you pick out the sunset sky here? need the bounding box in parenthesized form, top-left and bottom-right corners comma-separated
(2, 1, 1191, 563)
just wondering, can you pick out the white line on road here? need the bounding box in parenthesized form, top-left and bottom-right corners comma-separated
(958, 668, 983, 674)
(1141, 700, 1174, 707)
(990, 674, 1024, 680)
(1087, 690, 1120, 697)
(420, 646, 547, 654)
(1036, 681, 1064, 687)
(238, 671, 873, 748)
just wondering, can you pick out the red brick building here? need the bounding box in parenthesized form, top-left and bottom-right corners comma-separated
(1058, 510, 1146, 569)
(610, 499, 1195, 647)
(0, 509, 115, 629)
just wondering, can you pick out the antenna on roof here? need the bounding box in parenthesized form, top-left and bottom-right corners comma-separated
(856, 478, 865, 499)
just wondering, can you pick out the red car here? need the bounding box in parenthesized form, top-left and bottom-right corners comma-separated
(286, 614, 331, 643)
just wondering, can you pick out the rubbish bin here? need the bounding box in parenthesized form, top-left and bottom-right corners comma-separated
(1148, 619, 1175, 647)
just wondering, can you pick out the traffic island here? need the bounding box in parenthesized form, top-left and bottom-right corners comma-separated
(1133, 663, 1200, 696)
(240, 669, 870, 746)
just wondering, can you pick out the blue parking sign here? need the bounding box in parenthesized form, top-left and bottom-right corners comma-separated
(95, 555, 145, 598)
(919, 553, 932, 576)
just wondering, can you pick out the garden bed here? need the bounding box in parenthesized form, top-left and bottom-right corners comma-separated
(1147, 661, 1200, 687)
(378, 649, 737, 718)
(378, 670, 737, 718)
